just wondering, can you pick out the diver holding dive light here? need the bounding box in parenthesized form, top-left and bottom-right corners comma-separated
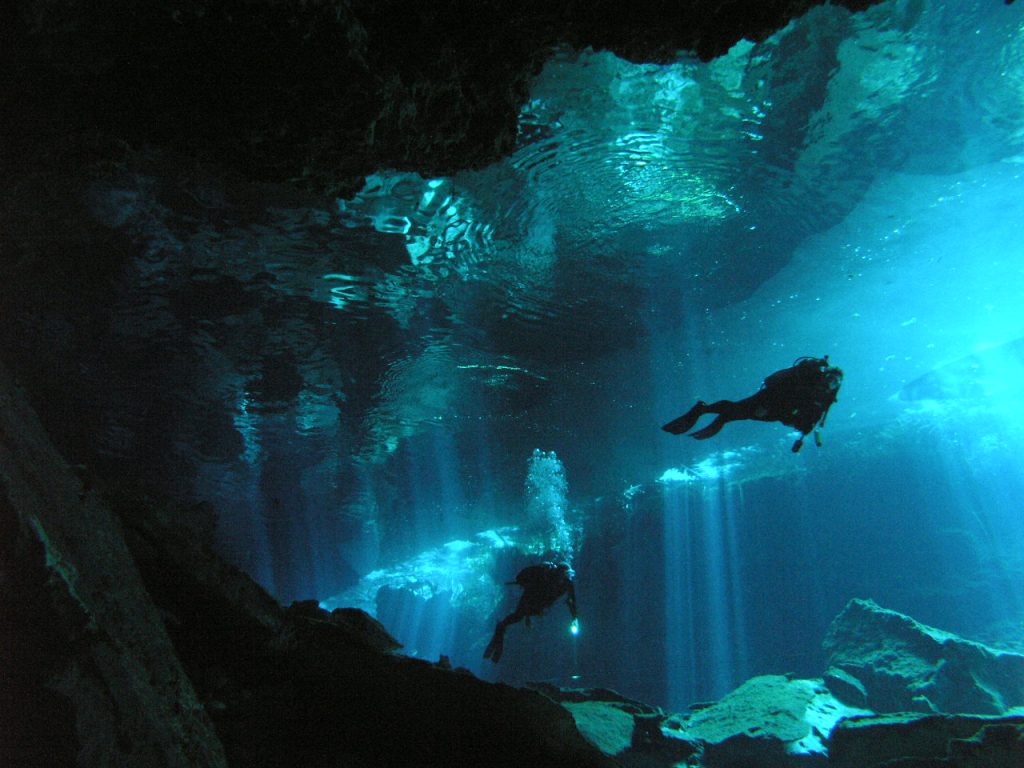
(483, 561, 578, 663)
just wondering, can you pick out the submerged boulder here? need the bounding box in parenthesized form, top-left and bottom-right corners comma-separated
(535, 685, 699, 766)
(679, 674, 869, 768)
(829, 712, 1024, 768)
(540, 605, 1012, 768)
(823, 599, 1024, 714)
(562, 700, 638, 758)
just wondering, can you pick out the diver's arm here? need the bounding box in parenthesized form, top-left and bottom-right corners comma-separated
(817, 406, 832, 429)
(565, 581, 578, 619)
(816, 387, 840, 428)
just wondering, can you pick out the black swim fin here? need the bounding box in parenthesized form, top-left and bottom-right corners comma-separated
(662, 401, 706, 435)
(690, 415, 726, 440)
(483, 628, 505, 662)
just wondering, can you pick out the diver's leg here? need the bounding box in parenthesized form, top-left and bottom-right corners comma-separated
(661, 400, 708, 435)
(692, 392, 779, 438)
(688, 399, 738, 439)
(690, 414, 729, 439)
(484, 619, 508, 661)
(484, 613, 521, 662)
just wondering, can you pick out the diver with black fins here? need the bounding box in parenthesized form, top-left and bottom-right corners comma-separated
(483, 561, 577, 663)
(662, 356, 844, 453)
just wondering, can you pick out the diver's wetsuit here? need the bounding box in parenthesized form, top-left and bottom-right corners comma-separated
(483, 562, 577, 663)
(662, 356, 843, 452)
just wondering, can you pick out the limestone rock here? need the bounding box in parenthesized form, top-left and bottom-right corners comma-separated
(536, 685, 699, 766)
(204, 612, 619, 768)
(950, 718, 1024, 767)
(679, 674, 868, 768)
(823, 599, 1024, 714)
(285, 599, 403, 654)
(562, 700, 638, 757)
(829, 712, 1024, 768)
(822, 666, 868, 708)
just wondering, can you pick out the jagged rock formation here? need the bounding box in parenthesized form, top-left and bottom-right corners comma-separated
(550, 675, 1024, 768)
(540, 602, 1024, 767)
(531, 684, 698, 765)
(3, 0, 882, 196)
(829, 713, 1024, 768)
(823, 598, 1024, 715)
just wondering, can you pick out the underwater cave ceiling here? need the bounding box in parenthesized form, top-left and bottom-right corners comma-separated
(0, 0, 892, 479)
(3, 0, 883, 195)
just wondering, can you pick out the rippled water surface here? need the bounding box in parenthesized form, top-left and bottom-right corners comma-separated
(331, 0, 1024, 364)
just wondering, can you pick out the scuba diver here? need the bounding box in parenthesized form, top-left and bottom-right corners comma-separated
(483, 561, 577, 663)
(662, 356, 844, 453)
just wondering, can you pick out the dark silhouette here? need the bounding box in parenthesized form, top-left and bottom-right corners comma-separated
(662, 356, 844, 452)
(483, 562, 577, 663)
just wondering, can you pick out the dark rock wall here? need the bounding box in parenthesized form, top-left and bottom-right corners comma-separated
(0, 361, 228, 767)
(1, 360, 617, 767)
(0, 492, 81, 767)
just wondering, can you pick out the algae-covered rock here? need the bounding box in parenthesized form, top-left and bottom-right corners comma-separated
(824, 599, 1024, 714)
(681, 674, 868, 768)
(685, 676, 818, 745)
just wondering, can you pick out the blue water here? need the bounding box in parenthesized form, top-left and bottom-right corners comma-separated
(71, 0, 1024, 711)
